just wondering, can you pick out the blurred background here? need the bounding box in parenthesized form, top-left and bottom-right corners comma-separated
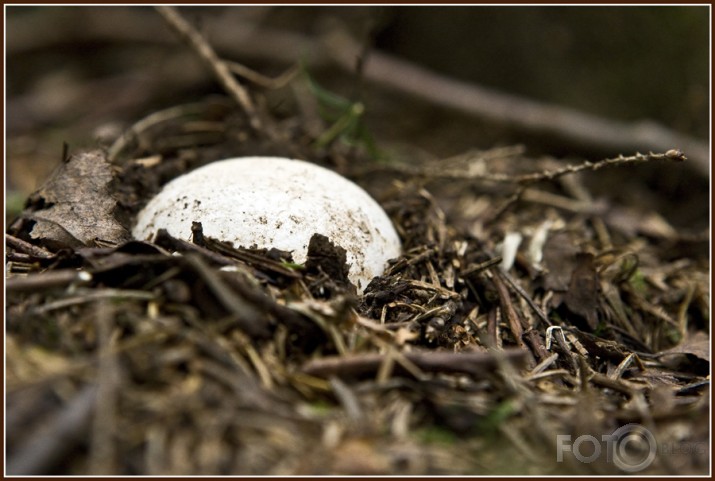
(376, 6, 708, 134)
(5, 6, 710, 218)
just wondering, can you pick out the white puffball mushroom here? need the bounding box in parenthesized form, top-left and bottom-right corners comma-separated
(132, 156, 402, 292)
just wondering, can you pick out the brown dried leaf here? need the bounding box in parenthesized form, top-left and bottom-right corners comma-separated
(26, 150, 131, 247)
(540, 231, 580, 291)
(563, 253, 600, 329)
(657, 331, 710, 363)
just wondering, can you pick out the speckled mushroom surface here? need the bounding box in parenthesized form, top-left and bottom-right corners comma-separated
(132, 156, 402, 292)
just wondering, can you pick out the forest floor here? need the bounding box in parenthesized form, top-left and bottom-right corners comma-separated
(5, 7, 710, 476)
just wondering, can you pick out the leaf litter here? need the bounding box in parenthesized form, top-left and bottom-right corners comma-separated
(5, 52, 710, 480)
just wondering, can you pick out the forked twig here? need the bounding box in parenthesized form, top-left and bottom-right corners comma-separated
(226, 61, 299, 89)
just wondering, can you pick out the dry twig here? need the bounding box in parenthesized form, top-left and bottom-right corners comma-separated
(107, 100, 230, 162)
(6, 269, 92, 293)
(385, 150, 687, 185)
(155, 6, 261, 130)
(226, 60, 299, 89)
(183, 253, 269, 338)
(302, 349, 528, 379)
(7, 385, 98, 475)
(89, 302, 120, 474)
(6, 233, 56, 259)
(490, 271, 527, 348)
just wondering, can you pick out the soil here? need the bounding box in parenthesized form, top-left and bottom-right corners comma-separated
(5, 8, 710, 476)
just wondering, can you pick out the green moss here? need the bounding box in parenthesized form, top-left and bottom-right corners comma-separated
(415, 425, 458, 445)
(475, 400, 517, 436)
(627, 269, 648, 293)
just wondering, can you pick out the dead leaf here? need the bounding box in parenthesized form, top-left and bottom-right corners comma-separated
(657, 331, 710, 363)
(25, 150, 131, 247)
(540, 231, 580, 291)
(563, 252, 601, 329)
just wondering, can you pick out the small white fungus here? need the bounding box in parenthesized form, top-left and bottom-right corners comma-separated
(132, 156, 402, 292)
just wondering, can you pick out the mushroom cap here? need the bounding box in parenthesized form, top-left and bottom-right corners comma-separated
(132, 156, 402, 292)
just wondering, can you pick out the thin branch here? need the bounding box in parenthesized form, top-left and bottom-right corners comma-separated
(7, 385, 98, 475)
(383, 150, 687, 185)
(490, 270, 526, 348)
(510, 150, 687, 185)
(6, 233, 56, 259)
(154, 6, 261, 130)
(301, 349, 528, 379)
(31, 289, 156, 314)
(226, 61, 299, 89)
(182, 253, 271, 338)
(6, 269, 92, 294)
(89, 301, 119, 474)
(500, 271, 552, 328)
(107, 99, 230, 162)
